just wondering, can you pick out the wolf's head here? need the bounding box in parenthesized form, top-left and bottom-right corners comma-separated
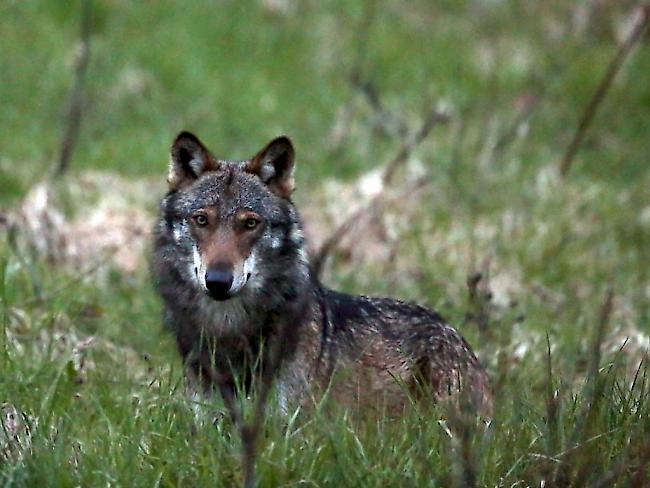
(159, 132, 307, 303)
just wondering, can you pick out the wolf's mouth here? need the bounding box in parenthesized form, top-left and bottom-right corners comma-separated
(207, 291, 231, 301)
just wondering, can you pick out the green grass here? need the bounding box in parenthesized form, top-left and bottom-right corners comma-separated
(2, 0, 650, 486)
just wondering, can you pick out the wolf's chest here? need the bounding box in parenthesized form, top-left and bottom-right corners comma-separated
(192, 295, 258, 336)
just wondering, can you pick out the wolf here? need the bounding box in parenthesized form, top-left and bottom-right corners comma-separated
(152, 132, 491, 415)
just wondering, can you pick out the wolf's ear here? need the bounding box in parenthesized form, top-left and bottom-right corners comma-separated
(168, 132, 219, 189)
(246, 136, 295, 198)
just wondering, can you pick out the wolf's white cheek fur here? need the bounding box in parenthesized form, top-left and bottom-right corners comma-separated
(242, 252, 264, 291)
(192, 245, 207, 290)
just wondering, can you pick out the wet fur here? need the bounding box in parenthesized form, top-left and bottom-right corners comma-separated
(153, 133, 491, 414)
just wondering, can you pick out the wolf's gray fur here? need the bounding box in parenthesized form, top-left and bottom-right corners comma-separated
(153, 132, 491, 414)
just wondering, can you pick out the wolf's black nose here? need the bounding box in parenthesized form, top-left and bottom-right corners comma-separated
(205, 267, 233, 301)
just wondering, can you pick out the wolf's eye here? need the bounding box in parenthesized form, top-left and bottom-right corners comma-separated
(194, 214, 208, 226)
(243, 218, 259, 230)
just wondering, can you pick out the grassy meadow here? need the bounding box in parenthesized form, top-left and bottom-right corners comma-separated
(1, 1, 650, 486)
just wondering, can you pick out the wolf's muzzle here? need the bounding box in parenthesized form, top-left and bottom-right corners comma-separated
(205, 266, 234, 301)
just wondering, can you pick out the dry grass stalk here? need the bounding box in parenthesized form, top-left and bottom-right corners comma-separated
(313, 104, 448, 277)
(559, 5, 649, 177)
(56, 0, 92, 177)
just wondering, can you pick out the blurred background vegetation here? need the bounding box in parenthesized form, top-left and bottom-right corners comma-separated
(1, 0, 649, 486)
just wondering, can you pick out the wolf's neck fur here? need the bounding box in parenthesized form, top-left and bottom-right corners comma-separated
(189, 233, 313, 343)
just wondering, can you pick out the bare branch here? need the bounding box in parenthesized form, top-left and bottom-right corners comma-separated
(55, 0, 92, 178)
(212, 310, 302, 488)
(382, 106, 449, 185)
(311, 174, 430, 278)
(329, 0, 377, 150)
(348, 0, 377, 88)
(313, 105, 448, 278)
(352, 79, 409, 139)
(586, 287, 615, 386)
(559, 5, 649, 178)
(240, 333, 283, 488)
(464, 264, 493, 338)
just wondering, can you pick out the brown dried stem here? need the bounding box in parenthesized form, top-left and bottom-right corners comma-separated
(240, 335, 285, 488)
(353, 79, 409, 139)
(313, 105, 449, 277)
(213, 314, 298, 488)
(553, 287, 615, 485)
(382, 107, 449, 185)
(311, 173, 431, 278)
(559, 5, 649, 178)
(55, 0, 92, 178)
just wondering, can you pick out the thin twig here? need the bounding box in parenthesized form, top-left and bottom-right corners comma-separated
(313, 106, 448, 277)
(241, 337, 283, 488)
(586, 288, 615, 386)
(493, 88, 545, 155)
(353, 79, 409, 139)
(213, 308, 303, 488)
(55, 0, 92, 178)
(329, 0, 377, 150)
(554, 287, 614, 486)
(382, 106, 449, 185)
(545, 333, 560, 464)
(464, 265, 493, 338)
(348, 0, 377, 89)
(575, 287, 615, 438)
(311, 174, 430, 278)
(559, 5, 649, 177)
